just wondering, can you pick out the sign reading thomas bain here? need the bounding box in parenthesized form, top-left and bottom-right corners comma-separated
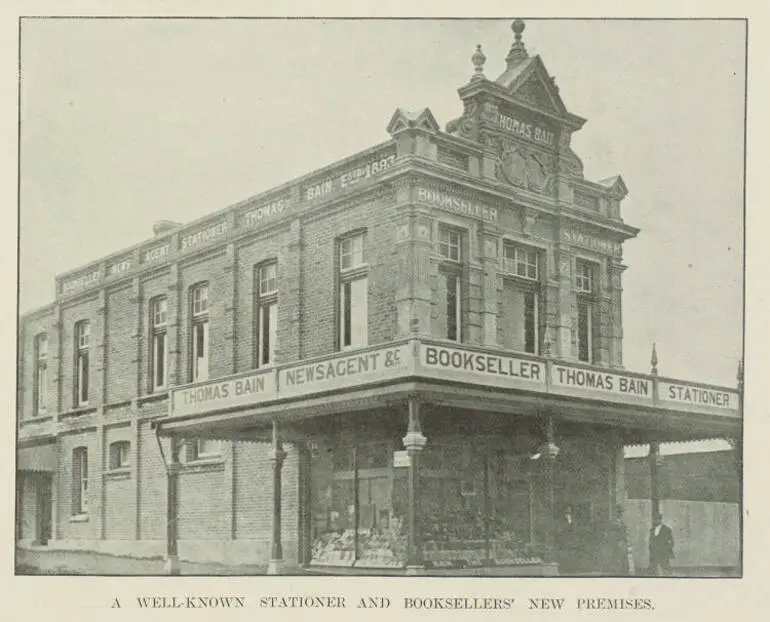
(551, 365, 653, 403)
(280, 344, 411, 398)
(172, 370, 277, 417)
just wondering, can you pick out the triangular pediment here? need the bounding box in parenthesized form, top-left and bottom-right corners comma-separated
(502, 56, 567, 117)
(386, 107, 440, 136)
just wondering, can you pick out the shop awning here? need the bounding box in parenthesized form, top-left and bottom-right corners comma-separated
(17, 443, 56, 472)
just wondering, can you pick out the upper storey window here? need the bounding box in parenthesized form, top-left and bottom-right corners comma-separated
(437, 225, 464, 342)
(438, 227, 462, 263)
(74, 321, 90, 407)
(339, 232, 368, 349)
(502, 242, 539, 281)
(190, 283, 209, 382)
(34, 333, 48, 415)
(256, 262, 278, 367)
(500, 242, 541, 354)
(575, 260, 598, 363)
(150, 297, 168, 392)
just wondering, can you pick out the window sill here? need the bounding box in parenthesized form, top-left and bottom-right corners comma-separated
(104, 468, 131, 480)
(20, 414, 54, 426)
(181, 457, 225, 474)
(70, 514, 89, 523)
(59, 406, 98, 420)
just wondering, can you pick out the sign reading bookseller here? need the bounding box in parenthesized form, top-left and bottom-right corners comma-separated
(420, 344, 545, 390)
(551, 365, 653, 404)
(303, 152, 397, 201)
(280, 344, 412, 398)
(61, 268, 101, 295)
(657, 381, 740, 414)
(416, 187, 498, 222)
(171, 370, 277, 417)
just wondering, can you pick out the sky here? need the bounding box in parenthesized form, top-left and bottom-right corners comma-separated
(18, 18, 745, 388)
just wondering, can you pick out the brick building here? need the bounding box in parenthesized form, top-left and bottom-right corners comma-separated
(16, 20, 742, 575)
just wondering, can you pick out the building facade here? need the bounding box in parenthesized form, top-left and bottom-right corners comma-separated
(16, 21, 742, 575)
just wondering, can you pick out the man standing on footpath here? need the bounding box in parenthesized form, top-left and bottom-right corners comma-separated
(648, 512, 674, 576)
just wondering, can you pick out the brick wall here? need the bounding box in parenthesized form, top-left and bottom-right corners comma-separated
(626, 451, 739, 503)
(233, 441, 300, 546)
(60, 296, 102, 411)
(103, 423, 134, 540)
(57, 430, 98, 541)
(300, 192, 398, 359)
(137, 420, 167, 540)
(234, 228, 289, 371)
(105, 285, 137, 402)
(18, 309, 55, 419)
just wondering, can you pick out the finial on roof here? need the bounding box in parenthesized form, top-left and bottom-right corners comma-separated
(471, 44, 487, 81)
(506, 18, 529, 68)
(650, 342, 658, 376)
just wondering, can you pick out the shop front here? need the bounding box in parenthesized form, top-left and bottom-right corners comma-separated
(156, 338, 742, 575)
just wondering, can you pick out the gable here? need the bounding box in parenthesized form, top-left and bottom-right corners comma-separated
(507, 57, 567, 117)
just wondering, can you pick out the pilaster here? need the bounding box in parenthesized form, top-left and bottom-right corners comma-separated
(479, 226, 499, 346)
(166, 263, 181, 387)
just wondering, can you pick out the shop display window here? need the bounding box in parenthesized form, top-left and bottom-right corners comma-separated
(310, 440, 407, 568)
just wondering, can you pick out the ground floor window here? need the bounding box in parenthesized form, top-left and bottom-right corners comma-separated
(310, 441, 407, 568)
(308, 438, 547, 569)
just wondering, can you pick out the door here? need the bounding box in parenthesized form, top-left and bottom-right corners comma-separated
(36, 475, 52, 545)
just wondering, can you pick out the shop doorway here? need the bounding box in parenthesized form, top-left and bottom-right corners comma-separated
(35, 475, 52, 545)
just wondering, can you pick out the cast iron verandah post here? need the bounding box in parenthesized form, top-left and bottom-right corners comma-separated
(403, 396, 427, 575)
(165, 435, 181, 575)
(267, 419, 287, 575)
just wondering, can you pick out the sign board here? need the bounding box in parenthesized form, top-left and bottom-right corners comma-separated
(393, 450, 411, 468)
(562, 228, 622, 258)
(657, 381, 740, 414)
(279, 344, 412, 399)
(419, 344, 545, 390)
(171, 370, 277, 417)
(551, 365, 653, 405)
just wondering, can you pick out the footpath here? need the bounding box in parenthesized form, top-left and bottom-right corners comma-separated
(16, 547, 267, 576)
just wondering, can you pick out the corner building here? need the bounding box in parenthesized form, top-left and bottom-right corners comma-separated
(17, 22, 741, 575)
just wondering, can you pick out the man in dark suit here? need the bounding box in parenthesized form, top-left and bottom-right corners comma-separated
(648, 513, 674, 576)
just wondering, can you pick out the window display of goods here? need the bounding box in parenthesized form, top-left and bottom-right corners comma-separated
(310, 530, 356, 566)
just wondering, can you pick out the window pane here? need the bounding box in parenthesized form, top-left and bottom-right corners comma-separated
(340, 233, 365, 270)
(350, 277, 368, 348)
(154, 332, 166, 389)
(259, 302, 277, 365)
(341, 281, 352, 347)
(446, 274, 459, 341)
(578, 300, 592, 362)
(193, 285, 208, 315)
(259, 263, 277, 296)
(154, 298, 168, 327)
(194, 321, 209, 381)
(79, 352, 89, 404)
(268, 302, 278, 363)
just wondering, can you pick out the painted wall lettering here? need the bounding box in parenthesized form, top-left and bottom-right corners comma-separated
(181, 222, 228, 251)
(416, 187, 498, 222)
(498, 113, 555, 147)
